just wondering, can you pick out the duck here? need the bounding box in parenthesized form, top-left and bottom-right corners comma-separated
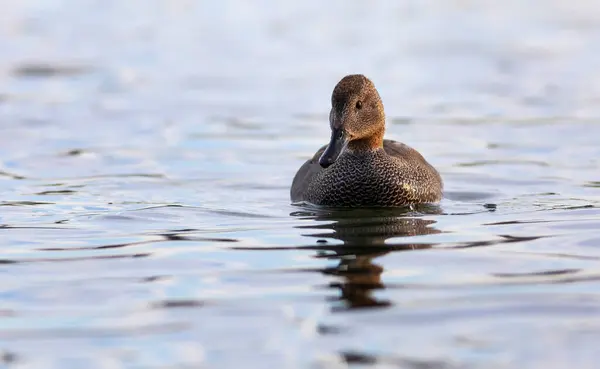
(291, 74, 443, 207)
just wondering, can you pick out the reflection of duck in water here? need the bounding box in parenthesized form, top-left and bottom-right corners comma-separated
(292, 208, 442, 310)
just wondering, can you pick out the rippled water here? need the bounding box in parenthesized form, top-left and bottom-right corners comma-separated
(1, 1, 600, 368)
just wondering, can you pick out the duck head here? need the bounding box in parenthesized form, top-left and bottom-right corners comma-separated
(319, 74, 386, 168)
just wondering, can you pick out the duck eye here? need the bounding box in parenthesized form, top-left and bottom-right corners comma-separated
(355, 101, 362, 109)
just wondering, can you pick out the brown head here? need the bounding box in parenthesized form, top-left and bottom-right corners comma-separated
(319, 74, 386, 168)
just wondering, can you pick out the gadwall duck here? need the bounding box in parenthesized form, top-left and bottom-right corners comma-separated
(291, 74, 443, 207)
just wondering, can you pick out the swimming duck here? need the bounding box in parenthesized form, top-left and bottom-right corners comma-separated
(291, 74, 443, 207)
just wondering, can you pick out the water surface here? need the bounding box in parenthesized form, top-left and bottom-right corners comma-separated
(1, 1, 600, 368)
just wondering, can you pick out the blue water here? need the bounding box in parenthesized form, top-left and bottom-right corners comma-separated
(1, 1, 600, 368)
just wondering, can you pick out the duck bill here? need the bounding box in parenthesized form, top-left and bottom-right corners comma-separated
(319, 128, 349, 168)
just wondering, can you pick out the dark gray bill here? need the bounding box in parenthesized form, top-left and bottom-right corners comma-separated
(319, 128, 348, 168)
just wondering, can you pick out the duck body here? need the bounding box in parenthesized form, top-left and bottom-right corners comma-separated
(291, 139, 442, 207)
(290, 74, 443, 208)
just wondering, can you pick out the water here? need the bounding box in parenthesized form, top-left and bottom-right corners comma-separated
(1, 0, 600, 367)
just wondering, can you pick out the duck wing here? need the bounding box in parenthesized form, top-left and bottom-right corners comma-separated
(290, 144, 327, 202)
(383, 139, 443, 197)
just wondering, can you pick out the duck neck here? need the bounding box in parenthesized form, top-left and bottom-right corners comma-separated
(347, 127, 384, 152)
